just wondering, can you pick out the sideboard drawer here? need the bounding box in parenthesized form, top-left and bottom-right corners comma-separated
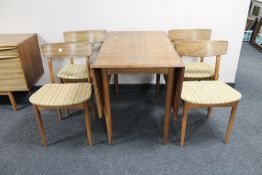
(0, 57, 28, 91)
(0, 47, 19, 58)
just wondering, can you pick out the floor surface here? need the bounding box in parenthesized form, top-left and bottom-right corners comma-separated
(0, 43, 261, 175)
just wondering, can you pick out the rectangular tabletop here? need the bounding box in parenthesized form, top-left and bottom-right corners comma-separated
(92, 31, 184, 68)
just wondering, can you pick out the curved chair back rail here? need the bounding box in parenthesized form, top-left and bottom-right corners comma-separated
(41, 42, 93, 58)
(168, 29, 212, 42)
(63, 30, 107, 43)
(41, 42, 93, 83)
(175, 40, 228, 57)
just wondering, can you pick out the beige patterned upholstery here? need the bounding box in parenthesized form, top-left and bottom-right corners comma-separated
(29, 83, 91, 107)
(181, 81, 241, 105)
(185, 62, 214, 79)
(57, 64, 88, 80)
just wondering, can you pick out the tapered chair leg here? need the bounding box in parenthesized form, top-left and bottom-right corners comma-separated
(56, 109, 62, 121)
(181, 102, 190, 146)
(114, 74, 119, 99)
(59, 78, 70, 117)
(207, 107, 213, 118)
(8, 92, 17, 112)
(90, 92, 96, 120)
(33, 105, 47, 146)
(155, 74, 160, 99)
(224, 102, 239, 144)
(84, 102, 92, 146)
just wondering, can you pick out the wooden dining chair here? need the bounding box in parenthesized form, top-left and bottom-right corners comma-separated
(57, 30, 107, 118)
(64, 30, 119, 99)
(29, 42, 94, 146)
(174, 40, 242, 146)
(155, 29, 212, 98)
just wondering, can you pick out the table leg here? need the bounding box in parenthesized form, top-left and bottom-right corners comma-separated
(92, 68, 104, 118)
(163, 68, 175, 144)
(173, 68, 185, 120)
(102, 69, 113, 144)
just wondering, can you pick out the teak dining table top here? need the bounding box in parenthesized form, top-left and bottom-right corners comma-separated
(92, 31, 184, 68)
(91, 31, 185, 145)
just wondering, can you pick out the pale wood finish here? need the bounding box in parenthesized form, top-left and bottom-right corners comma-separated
(92, 31, 184, 144)
(168, 29, 212, 42)
(180, 101, 239, 146)
(0, 34, 44, 111)
(0, 34, 36, 46)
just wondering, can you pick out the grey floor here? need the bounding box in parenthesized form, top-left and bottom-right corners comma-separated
(0, 43, 262, 175)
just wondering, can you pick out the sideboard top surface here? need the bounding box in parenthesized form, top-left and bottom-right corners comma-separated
(0, 33, 36, 47)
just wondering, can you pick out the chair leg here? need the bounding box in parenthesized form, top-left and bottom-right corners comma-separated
(8, 92, 17, 112)
(181, 102, 190, 146)
(33, 105, 47, 146)
(155, 74, 160, 99)
(207, 107, 213, 118)
(56, 109, 62, 121)
(84, 102, 92, 146)
(114, 74, 119, 99)
(224, 102, 239, 144)
(65, 109, 69, 117)
(90, 92, 97, 120)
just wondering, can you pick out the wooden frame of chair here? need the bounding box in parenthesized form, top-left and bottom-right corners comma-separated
(31, 42, 94, 146)
(155, 29, 212, 98)
(174, 40, 228, 120)
(180, 101, 239, 146)
(173, 40, 238, 146)
(62, 30, 109, 118)
(33, 101, 92, 146)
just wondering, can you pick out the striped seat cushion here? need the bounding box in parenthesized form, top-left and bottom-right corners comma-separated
(29, 83, 91, 107)
(57, 64, 88, 80)
(181, 81, 241, 105)
(185, 62, 214, 79)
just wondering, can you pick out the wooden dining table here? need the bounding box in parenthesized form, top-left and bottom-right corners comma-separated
(91, 31, 185, 144)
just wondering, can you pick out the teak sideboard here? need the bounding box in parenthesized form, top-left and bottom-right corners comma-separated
(0, 33, 44, 111)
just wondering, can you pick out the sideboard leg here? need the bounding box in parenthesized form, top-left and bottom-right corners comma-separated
(8, 92, 17, 112)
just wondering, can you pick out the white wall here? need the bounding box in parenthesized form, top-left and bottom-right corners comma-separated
(0, 0, 250, 84)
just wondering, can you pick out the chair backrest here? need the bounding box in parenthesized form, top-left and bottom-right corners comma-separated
(41, 42, 93, 58)
(175, 40, 228, 80)
(41, 42, 93, 83)
(168, 29, 212, 42)
(63, 30, 107, 43)
(175, 40, 228, 57)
